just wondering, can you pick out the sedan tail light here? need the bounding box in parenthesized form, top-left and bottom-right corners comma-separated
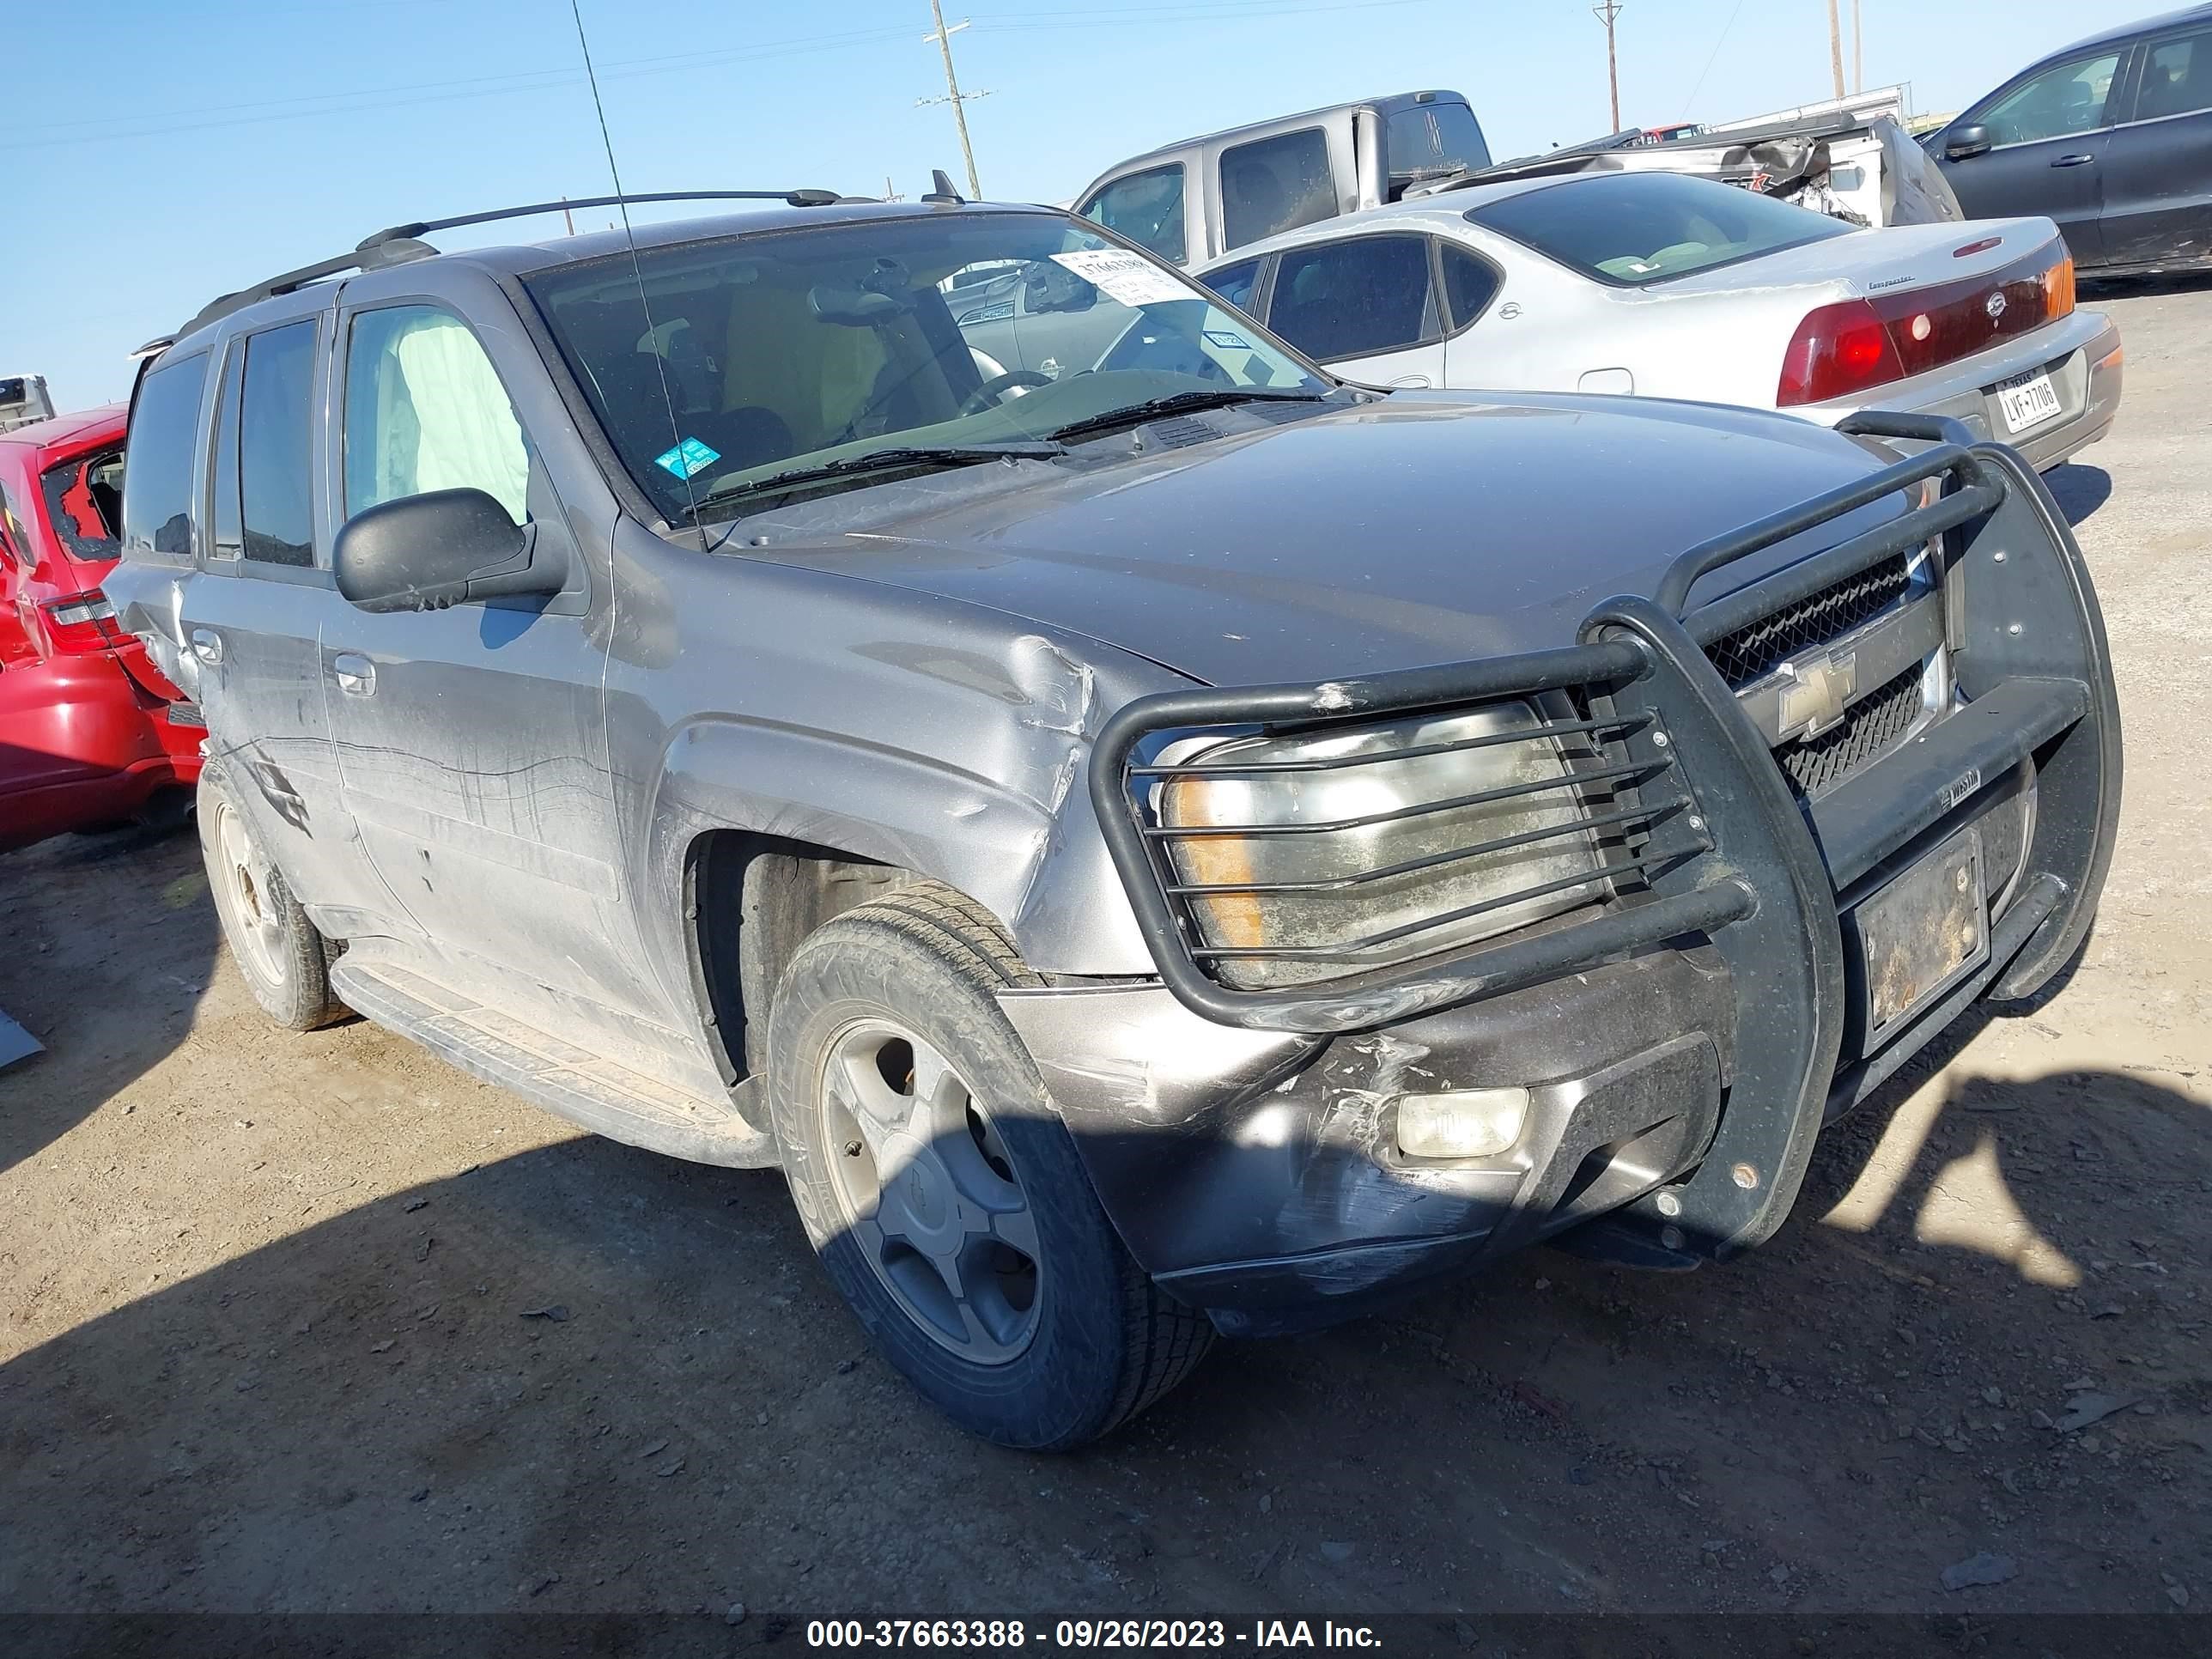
(42, 589, 126, 653)
(1778, 239, 2075, 408)
(1777, 300, 1905, 406)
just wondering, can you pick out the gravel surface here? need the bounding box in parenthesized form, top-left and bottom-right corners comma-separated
(3, 277, 2208, 1632)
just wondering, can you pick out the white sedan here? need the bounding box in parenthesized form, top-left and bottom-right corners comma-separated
(1193, 171, 2121, 469)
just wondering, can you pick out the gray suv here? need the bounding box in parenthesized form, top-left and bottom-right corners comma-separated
(110, 189, 2121, 1450)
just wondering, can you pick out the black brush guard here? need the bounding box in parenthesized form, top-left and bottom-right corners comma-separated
(1091, 417, 2120, 1257)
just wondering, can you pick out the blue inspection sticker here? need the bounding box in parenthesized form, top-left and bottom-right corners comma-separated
(654, 437, 722, 479)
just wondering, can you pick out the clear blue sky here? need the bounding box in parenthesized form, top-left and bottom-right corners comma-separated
(3, 0, 2143, 408)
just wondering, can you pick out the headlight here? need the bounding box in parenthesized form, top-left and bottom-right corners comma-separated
(1155, 702, 1604, 988)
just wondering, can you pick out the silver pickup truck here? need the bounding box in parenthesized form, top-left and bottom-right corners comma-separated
(1073, 90, 1492, 266)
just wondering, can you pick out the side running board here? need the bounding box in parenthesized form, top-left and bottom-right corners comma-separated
(329, 960, 780, 1170)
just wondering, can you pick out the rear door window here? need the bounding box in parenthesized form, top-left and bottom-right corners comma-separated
(121, 352, 210, 560)
(2133, 29, 2212, 121)
(344, 306, 530, 526)
(1220, 128, 1337, 251)
(1267, 234, 1437, 362)
(1386, 102, 1492, 197)
(235, 321, 320, 567)
(1079, 164, 1188, 264)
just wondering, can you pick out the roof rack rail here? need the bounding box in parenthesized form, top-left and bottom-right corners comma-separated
(173, 187, 842, 343)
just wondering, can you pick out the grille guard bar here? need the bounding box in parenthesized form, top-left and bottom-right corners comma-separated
(1089, 419, 2120, 1257)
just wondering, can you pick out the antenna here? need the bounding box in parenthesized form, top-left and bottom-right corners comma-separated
(568, 0, 701, 530)
(923, 169, 963, 205)
(919, 0, 987, 198)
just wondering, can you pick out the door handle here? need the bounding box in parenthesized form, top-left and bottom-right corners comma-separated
(1386, 374, 1432, 389)
(188, 628, 223, 666)
(331, 653, 376, 696)
(2051, 153, 2096, 167)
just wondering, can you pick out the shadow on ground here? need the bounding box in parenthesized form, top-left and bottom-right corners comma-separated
(0, 822, 211, 1176)
(2045, 463, 2112, 528)
(3, 981, 2206, 1626)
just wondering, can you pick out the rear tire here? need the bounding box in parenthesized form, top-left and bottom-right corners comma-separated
(766, 881, 1212, 1450)
(198, 759, 341, 1031)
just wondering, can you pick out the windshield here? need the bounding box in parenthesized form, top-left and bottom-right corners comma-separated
(1468, 173, 1851, 286)
(525, 210, 1329, 523)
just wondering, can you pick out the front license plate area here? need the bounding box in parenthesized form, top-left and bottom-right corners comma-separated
(1855, 828, 1989, 1040)
(1994, 367, 2062, 433)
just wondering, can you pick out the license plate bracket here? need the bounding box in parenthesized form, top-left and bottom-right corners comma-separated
(1852, 828, 1990, 1040)
(1993, 367, 2062, 434)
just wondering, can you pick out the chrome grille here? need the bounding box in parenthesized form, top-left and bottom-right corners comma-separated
(1705, 554, 1914, 690)
(1774, 664, 1925, 799)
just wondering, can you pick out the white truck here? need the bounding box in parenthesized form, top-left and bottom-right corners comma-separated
(0, 374, 56, 434)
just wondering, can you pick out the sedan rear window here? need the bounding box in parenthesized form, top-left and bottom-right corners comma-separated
(1469, 173, 1851, 286)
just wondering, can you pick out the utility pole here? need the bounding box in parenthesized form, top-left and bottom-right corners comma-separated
(1851, 0, 1863, 94)
(1593, 2, 1624, 132)
(920, 0, 986, 198)
(1826, 0, 1846, 100)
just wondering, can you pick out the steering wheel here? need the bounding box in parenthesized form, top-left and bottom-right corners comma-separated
(960, 368, 1054, 415)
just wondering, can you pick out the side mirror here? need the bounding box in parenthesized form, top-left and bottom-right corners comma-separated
(1945, 124, 1991, 160)
(333, 488, 557, 614)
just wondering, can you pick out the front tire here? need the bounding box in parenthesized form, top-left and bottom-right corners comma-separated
(198, 759, 341, 1031)
(766, 882, 1212, 1450)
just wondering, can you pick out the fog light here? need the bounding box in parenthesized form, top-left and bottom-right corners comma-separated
(1395, 1086, 1530, 1159)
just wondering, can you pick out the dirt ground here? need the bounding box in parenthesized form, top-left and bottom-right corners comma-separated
(4, 279, 2209, 1644)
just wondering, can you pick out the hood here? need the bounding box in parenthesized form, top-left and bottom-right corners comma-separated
(732, 392, 1911, 686)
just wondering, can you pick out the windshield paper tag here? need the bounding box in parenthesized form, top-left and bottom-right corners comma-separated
(1048, 249, 1191, 308)
(655, 437, 721, 479)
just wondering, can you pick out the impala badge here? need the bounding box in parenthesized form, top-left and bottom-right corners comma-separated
(1778, 650, 1858, 738)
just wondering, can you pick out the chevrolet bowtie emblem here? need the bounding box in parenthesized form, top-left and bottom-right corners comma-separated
(1777, 650, 1858, 738)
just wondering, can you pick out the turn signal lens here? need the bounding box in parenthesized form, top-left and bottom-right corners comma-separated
(2042, 255, 2075, 321)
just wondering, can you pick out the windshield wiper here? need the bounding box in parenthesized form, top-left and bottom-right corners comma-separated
(1042, 388, 1330, 445)
(690, 442, 1066, 518)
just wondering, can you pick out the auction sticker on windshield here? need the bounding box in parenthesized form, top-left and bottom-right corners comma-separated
(1993, 368, 2061, 434)
(1049, 249, 1191, 307)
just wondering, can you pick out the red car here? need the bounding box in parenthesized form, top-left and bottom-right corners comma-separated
(1, 404, 202, 852)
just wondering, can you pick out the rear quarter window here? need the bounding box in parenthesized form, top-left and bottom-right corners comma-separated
(40, 447, 125, 562)
(122, 353, 210, 560)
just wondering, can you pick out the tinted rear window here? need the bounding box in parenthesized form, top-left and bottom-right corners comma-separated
(123, 353, 210, 559)
(1470, 173, 1850, 285)
(1387, 102, 1491, 195)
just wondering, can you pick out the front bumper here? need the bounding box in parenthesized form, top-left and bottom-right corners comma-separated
(1805, 309, 2124, 471)
(1006, 434, 2120, 1335)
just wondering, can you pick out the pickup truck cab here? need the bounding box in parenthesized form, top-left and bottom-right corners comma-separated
(111, 191, 2118, 1451)
(1073, 90, 1492, 265)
